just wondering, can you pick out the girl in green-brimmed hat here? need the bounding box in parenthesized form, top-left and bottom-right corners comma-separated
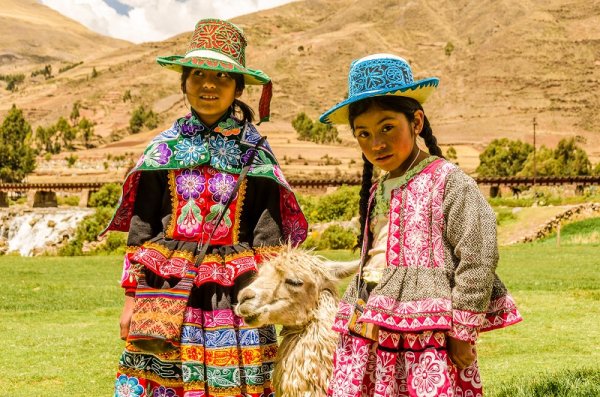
(320, 54, 522, 397)
(109, 18, 307, 397)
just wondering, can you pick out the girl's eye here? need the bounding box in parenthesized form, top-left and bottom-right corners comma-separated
(216, 72, 230, 79)
(381, 125, 393, 133)
(355, 130, 370, 139)
(192, 70, 203, 77)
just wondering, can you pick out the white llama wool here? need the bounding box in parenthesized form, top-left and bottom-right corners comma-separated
(235, 247, 358, 397)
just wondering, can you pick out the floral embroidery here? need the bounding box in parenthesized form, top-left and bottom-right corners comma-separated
(152, 123, 179, 142)
(209, 135, 241, 169)
(114, 375, 145, 397)
(177, 200, 203, 237)
(180, 115, 205, 136)
(176, 169, 205, 200)
(214, 118, 241, 136)
(174, 136, 208, 166)
(151, 386, 177, 397)
(203, 203, 232, 239)
(144, 143, 172, 167)
(241, 148, 258, 165)
(208, 172, 236, 203)
(349, 58, 413, 97)
(408, 350, 447, 397)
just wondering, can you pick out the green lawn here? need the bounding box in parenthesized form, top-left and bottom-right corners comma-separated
(0, 245, 598, 396)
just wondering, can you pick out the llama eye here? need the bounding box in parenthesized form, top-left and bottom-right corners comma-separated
(285, 278, 304, 287)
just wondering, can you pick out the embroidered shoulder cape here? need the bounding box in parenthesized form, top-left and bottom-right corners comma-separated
(105, 112, 307, 245)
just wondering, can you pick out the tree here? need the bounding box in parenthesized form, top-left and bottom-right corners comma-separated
(445, 146, 458, 165)
(88, 182, 122, 208)
(292, 112, 340, 144)
(292, 112, 314, 141)
(519, 138, 591, 177)
(55, 116, 77, 150)
(476, 138, 533, 177)
(78, 117, 95, 148)
(70, 101, 81, 124)
(65, 154, 78, 168)
(553, 138, 591, 176)
(0, 104, 36, 182)
(129, 105, 158, 133)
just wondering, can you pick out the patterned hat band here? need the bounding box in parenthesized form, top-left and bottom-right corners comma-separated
(348, 54, 415, 96)
(184, 49, 244, 69)
(319, 53, 439, 125)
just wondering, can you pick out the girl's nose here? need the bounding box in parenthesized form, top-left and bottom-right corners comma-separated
(371, 136, 386, 151)
(202, 77, 216, 89)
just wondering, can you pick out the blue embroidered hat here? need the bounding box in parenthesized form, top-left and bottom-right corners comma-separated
(319, 54, 439, 125)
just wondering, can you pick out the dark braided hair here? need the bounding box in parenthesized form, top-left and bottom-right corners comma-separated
(348, 96, 444, 248)
(181, 67, 255, 123)
(356, 154, 374, 249)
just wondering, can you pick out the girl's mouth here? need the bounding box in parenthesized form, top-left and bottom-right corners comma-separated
(200, 95, 218, 100)
(376, 154, 392, 162)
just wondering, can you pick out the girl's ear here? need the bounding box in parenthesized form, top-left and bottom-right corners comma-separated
(235, 88, 244, 99)
(413, 109, 425, 135)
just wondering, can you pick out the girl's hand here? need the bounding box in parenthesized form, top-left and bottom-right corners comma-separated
(120, 293, 136, 340)
(447, 336, 477, 369)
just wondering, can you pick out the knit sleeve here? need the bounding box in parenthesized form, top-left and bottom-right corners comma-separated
(443, 169, 498, 342)
(121, 170, 168, 292)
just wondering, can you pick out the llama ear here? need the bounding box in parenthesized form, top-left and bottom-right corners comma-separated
(323, 259, 360, 280)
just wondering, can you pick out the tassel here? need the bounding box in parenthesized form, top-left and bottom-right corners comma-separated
(257, 81, 273, 125)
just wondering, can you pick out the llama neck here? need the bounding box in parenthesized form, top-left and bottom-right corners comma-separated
(275, 290, 339, 397)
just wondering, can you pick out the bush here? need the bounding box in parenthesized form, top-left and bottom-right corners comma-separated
(292, 112, 341, 144)
(58, 61, 83, 73)
(301, 225, 357, 250)
(320, 224, 356, 250)
(477, 138, 533, 177)
(0, 73, 25, 91)
(58, 195, 80, 207)
(129, 105, 159, 133)
(65, 154, 78, 168)
(298, 186, 360, 223)
(88, 183, 122, 208)
(58, 207, 115, 256)
(494, 207, 517, 225)
(313, 185, 360, 222)
(31, 64, 52, 79)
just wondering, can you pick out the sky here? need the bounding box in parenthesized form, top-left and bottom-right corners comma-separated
(39, 0, 296, 43)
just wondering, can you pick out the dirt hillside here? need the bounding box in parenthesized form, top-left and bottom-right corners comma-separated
(2, 0, 599, 182)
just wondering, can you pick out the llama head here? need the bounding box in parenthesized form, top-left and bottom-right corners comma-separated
(235, 247, 359, 328)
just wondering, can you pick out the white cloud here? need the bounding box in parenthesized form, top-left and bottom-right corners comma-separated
(39, 0, 295, 43)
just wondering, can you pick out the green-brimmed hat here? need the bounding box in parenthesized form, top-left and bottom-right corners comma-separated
(157, 18, 273, 122)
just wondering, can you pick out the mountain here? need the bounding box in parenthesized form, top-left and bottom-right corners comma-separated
(0, 0, 129, 73)
(1, 0, 599, 181)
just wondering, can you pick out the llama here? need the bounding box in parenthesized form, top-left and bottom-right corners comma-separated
(235, 248, 359, 397)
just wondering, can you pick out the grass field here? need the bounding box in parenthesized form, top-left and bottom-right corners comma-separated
(0, 244, 599, 396)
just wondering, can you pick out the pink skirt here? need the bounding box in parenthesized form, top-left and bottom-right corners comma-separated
(327, 330, 483, 397)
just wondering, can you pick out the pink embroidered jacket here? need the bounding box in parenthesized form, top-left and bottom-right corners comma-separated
(332, 158, 522, 342)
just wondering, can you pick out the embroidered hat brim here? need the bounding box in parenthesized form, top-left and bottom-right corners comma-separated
(156, 55, 270, 85)
(320, 78, 439, 125)
(319, 53, 439, 125)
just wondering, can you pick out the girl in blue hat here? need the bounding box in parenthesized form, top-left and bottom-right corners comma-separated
(320, 54, 522, 397)
(107, 19, 307, 397)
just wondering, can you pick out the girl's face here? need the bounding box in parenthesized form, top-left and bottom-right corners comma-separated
(185, 69, 242, 126)
(352, 106, 423, 178)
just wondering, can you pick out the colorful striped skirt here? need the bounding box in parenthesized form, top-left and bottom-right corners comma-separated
(115, 283, 277, 397)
